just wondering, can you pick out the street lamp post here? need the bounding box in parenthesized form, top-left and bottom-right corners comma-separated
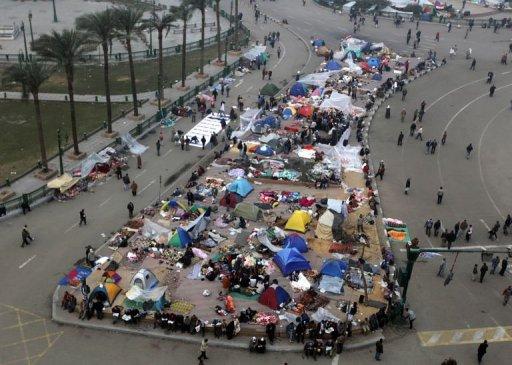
(149, 26, 153, 52)
(28, 11, 34, 46)
(57, 128, 64, 175)
(52, 0, 58, 23)
(20, 22, 28, 60)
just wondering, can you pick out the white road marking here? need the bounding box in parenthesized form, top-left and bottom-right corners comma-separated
(134, 169, 147, 179)
(64, 223, 78, 233)
(426, 77, 487, 112)
(246, 86, 253, 92)
(450, 331, 463, 343)
(473, 330, 484, 341)
(140, 179, 155, 193)
(477, 105, 509, 220)
(479, 219, 491, 231)
(331, 354, 339, 365)
(493, 327, 506, 340)
(427, 333, 442, 345)
(273, 41, 287, 69)
(99, 196, 113, 207)
(234, 80, 244, 88)
(19, 255, 36, 269)
(501, 71, 511, 75)
(163, 148, 173, 157)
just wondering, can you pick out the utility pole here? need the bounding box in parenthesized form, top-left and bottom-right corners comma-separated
(234, 0, 239, 51)
(57, 128, 64, 175)
(21, 22, 28, 60)
(52, 0, 58, 23)
(28, 11, 34, 46)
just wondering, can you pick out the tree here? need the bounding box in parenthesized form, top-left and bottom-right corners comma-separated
(113, 7, 145, 117)
(3, 61, 54, 171)
(145, 10, 178, 104)
(191, 0, 207, 75)
(32, 29, 91, 156)
(213, 0, 222, 62)
(234, 0, 239, 50)
(172, 1, 195, 88)
(76, 9, 116, 134)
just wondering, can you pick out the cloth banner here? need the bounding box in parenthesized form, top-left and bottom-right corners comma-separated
(184, 113, 230, 148)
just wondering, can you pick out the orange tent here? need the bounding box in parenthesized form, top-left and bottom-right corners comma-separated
(299, 105, 313, 118)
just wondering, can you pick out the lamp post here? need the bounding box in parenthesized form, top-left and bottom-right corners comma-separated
(224, 30, 228, 64)
(28, 11, 34, 45)
(57, 128, 64, 175)
(52, 0, 58, 23)
(21, 22, 28, 60)
(149, 26, 153, 52)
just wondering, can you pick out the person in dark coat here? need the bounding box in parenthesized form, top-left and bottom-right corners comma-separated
(127, 202, 134, 218)
(226, 320, 235, 339)
(375, 338, 384, 361)
(499, 257, 508, 276)
(385, 105, 391, 119)
(266, 323, 276, 345)
(477, 340, 488, 363)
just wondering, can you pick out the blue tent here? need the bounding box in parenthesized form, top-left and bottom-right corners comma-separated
(289, 82, 308, 97)
(273, 248, 311, 276)
(312, 39, 325, 47)
(255, 145, 274, 156)
(258, 285, 291, 309)
(169, 227, 192, 248)
(253, 115, 279, 131)
(228, 178, 253, 197)
(320, 259, 348, 278)
(325, 60, 341, 71)
(283, 234, 308, 253)
(367, 57, 380, 68)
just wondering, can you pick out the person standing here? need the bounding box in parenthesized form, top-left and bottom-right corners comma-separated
(79, 209, 87, 226)
(21, 225, 33, 247)
(503, 214, 512, 235)
(266, 322, 276, 345)
(115, 165, 122, 179)
(136, 154, 142, 169)
(127, 202, 134, 218)
(470, 58, 476, 70)
(277, 46, 281, 59)
(156, 139, 161, 156)
(441, 131, 447, 145)
(404, 308, 416, 329)
(477, 340, 488, 363)
(123, 173, 130, 191)
(434, 219, 441, 236)
(437, 186, 444, 204)
(489, 84, 496, 97)
(503, 285, 512, 305)
(425, 218, 433, 236)
(357, 214, 365, 233)
(385, 105, 391, 119)
(397, 131, 404, 146)
(402, 88, 407, 101)
(490, 256, 500, 274)
(412, 108, 418, 121)
(131, 181, 138, 197)
(400, 108, 406, 123)
(437, 257, 447, 277)
(466, 224, 473, 242)
(466, 143, 474, 159)
(201, 136, 206, 150)
(404, 178, 411, 194)
(472, 264, 478, 281)
(415, 127, 423, 141)
(499, 257, 508, 276)
(375, 338, 383, 361)
(480, 263, 489, 283)
(410, 122, 417, 136)
(198, 338, 209, 363)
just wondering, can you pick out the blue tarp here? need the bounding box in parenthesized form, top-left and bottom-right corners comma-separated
(289, 82, 308, 97)
(325, 60, 342, 71)
(320, 259, 348, 278)
(255, 145, 274, 156)
(253, 115, 279, 130)
(367, 57, 380, 68)
(312, 39, 325, 47)
(274, 248, 311, 276)
(169, 227, 192, 248)
(283, 234, 308, 253)
(228, 178, 254, 197)
(58, 265, 92, 286)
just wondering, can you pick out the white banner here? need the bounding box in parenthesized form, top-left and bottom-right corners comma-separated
(184, 113, 230, 148)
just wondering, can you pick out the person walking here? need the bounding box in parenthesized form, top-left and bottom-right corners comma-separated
(503, 285, 512, 305)
(437, 186, 444, 204)
(430, 139, 438, 154)
(435, 31, 440, 41)
(127, 202, 135, 218)
(397, 131, 404, 146)
(21, 225, 33, 247)
(198, 338, 209, 363)
(437, 257, 447, 277)
(418, 108, 425, 122)
(266, 322, 276, 345)
(489, 84, 496, 97)
(410, 122, 417, 136)
(277, 46, 281, 59)
(404, 178, 411, 194)
(115, 165, 122, 179)
(503, 214, 512, 235)
(441, 130, 447, 145)
(401, 88, 407, 101)
(376, 161, 385, 180)
(489, 220, 500, 240)
(490, 255, 500, 274)
(404, 308, 416, 329)
(499, 257, 508, 276)
(131, 181, 138, 197)
(480, 263, 489, 283)
(472, 264, 478, 281)
(477, 340, 488, 363)
(136, 154, 142, 169)
(375, 339, 383, 361)
(466, 143, 474, 159)
(357, 214, 365, 233)
(123, 173, 130, 191)
(201, 135, 206, 150)
(79, 209, 87, 226)
(466, 224, 473, 242)
(415, 127, 423, 141)
(385, 105, 391, 119)
(400, 108, 406, 123)
(425, 218, 433, 236)
(413, 108, 418, 121)
(487, 71, 494, 84)
(470, 58, 476, 71)
(434, 219, 441, 236)
(156, 139, 161, 156)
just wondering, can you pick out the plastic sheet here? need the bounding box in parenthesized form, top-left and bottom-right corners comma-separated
(121, 133, 148, 155)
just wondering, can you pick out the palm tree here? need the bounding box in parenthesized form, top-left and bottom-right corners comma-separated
(214, 0, 222, 63)
(3, 61, 54, 171)
(32, 29, 91, 156)
(234, 0, 239, 50)
(191, 0, 207, 75)
(145, 10, 178, 106)
(113, 7, 145, 117)
(76, 9, 116, 134)
(172, 1, 195, 88)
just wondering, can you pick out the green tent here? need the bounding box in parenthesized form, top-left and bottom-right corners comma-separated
(233, 203, 263, 221)
(260, 83, 280, 97)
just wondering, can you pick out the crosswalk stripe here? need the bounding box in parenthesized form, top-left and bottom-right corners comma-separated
(450, 331, 463, 343)
(427, 333, 442, 345)
(418, 325, 512, 347)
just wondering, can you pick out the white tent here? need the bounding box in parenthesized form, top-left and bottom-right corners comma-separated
(343, 1, 356, 12)
(299, 71, 339, 88)
(130, 269, 159, 290)
(319, 92, 354, 113)
(243, 45, 267, 61)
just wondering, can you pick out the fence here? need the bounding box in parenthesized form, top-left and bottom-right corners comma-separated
(0, 23, 249, 216)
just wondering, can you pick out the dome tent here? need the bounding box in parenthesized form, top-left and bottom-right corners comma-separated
(289, 82, 308, 97)
(228, 178, 254, 197)
(320, 259, 348, 278)
(273, 248, 311, 276)
(130, 268, 159, 290)
(285, 210, 311, 233)
(89, 283, 121, 306)
(234, 202, 263, 221)
(258, 285, 291, 310)
(168, 227, 192, 248)
(255, 145, 274, 156)
(220, 192, 243, 208)
(324, 60, 341, 71)
(312, 39, 325, 47)
(283, 233, 308, 253)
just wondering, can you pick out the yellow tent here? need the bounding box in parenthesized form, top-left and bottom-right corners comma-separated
(47, 173, 80, 193)
(285, 210, 311, 233)
(90, 282, 122, 306)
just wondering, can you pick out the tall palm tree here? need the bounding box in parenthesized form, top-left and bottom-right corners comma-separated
(172, 1, 195, 88)
(32, 29, 91, 156)
(145, 10, 178, 105)
(191, 0, 207, 75)
(234, 0, 239, 50)
(3, 61, 54, 171)
(113, 7, 145, 117)
(214, 0, 222, 63)
(76, 9, 116, 134)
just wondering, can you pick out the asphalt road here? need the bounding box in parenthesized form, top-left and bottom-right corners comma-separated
(1, 0, 512, 364)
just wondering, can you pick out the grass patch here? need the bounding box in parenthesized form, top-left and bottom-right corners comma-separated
(0, 100, 130, 182)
